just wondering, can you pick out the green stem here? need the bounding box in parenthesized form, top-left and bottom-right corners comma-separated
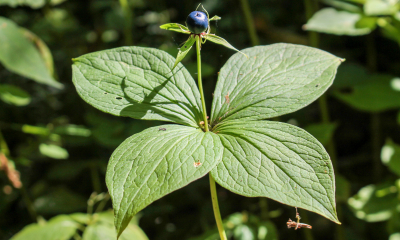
(195, 36, 209, 132)
(119, 0, 133, 46)
(196, 35, 226, 239)
(209, 174, 227, 240)
(299, 209, 313, 240)
(239, 0, 260, 46)
(21, 186, 39, 222)
(90, 164, 102, 194)
(259, 198, 269, 221)
(303, 0, 319, 48)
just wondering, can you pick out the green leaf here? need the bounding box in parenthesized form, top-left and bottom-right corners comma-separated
(209, 15, 222, 21)
(159, 23, 190, 34)
(53, 125, 91, 137)
(172, 36, 196, 70)
(303, 8, 372, 35)
(321, 0, 363, 13)
(211, 120, 339, 224)
(210, 43, 343, 125)
(72, 46, 203, 127)
(364, 0, 399, 16)
(305, 123, 337, 146)
(0, 17, 63, 89)
(0, 0, 45, 8)
(83, 211, 148, 240)
(0, 84, 31, 106)
(11, 215, 79, 240)
(39, 143, 69, 159)
(333, 74, 400, 112)
(348, 182, 399, 222)
(106, 124, 223, 237)
(381, 139, 400, 176)
(390, 233, 400, 240)
(33, 188, 87, 214)
(206, 34, 247, 57)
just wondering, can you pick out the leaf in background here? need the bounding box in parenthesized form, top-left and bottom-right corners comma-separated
(364, 0, 399, 16)
(39, 143, 69, 159)
(106, 125, 223, 237)
(33, 188, 87, 215)
(172, 36, 196, 70)
(333, 74, 400, 112)
(0, 84, 31, 106)
(303, 8, 372, 35)
(211, 120, 339, 223)
(336, 175, 351, 203)
(0, 17, 63, 89)
(348, 182, 399, 222)
(72, 47, 203, 127)
(258, 221, 278, 240)
(390, 233, 400, 240)
(0, 0, 46, 8)
(321, 0, 363, 13)
(381, 139, 400, 176)
(53, 125, 91, 137)
(82, 211, 148, 240)
(11, 215, 79, 240)
(159, 23, 190, 34)
(305, 123, 337, 146)
(210, 43, 343, 125)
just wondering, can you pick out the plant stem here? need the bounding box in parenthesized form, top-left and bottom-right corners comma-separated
(239, 0, 259, 46)
(119, 0, 133, 46)
(195, 35, 209, 132)
(21, 186, 39, 222)
(209, 174, 227, 240)
(90, 164, 102, 194)
(366, 33, 382, 182)
(195, 34, 226, 239)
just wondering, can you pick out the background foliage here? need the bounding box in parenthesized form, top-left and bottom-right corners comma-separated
(1, 0, 400, 240)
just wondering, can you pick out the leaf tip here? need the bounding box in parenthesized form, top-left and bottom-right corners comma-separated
(339, 58, 346, 63)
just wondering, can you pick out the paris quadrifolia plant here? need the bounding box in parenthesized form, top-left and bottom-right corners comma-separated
(71, 4, 344, 239)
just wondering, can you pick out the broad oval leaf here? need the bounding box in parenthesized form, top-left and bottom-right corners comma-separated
(303, 8, 372, 36)
(0, 17, 62, 89)
(210, 43, 343, 125)
(211, 120, 340, 224)
(106, 124, 223, 237)
(72, 47, 203, 127)
(11, 215, 79, 240)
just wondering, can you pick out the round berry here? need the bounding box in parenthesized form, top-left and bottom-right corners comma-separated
(186, 11, 208, 34)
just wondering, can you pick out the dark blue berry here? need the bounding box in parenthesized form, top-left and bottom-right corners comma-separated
(186, 11, 208, 34)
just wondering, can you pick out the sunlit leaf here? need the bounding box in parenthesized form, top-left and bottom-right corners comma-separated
(210, 43, 343, 124)
(39, 143, 69, 159)
(0, 84, 31, 106)
(11, 215, 79, 240)
(206, 34, 247, 57)
(0, 17, 63, 89)
(381, 139, 400, 176)
(0, 0, 45, 8)
(304, 8, 372, 35)
(82, 211, 148, 240)
(209, 15, 221, 21)
(160, 23, 190, 34)
(72, 46, 203, 127)
(321, 0, 363, 13)
(211, 120, 340, 224)
(364, 0, 399, 16)
(348, 182, 399, 222)
(106, 125, 223, 237)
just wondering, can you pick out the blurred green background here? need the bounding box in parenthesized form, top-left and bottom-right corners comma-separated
(1, 0, 400, 239)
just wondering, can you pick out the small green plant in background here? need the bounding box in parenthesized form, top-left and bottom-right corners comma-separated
(71, 5, 344, 239)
